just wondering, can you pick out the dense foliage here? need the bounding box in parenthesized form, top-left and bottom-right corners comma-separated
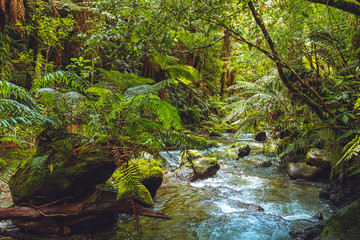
(1, 0, 360, 179)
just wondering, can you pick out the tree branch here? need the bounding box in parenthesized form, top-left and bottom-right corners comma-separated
(307, 0, 360, 16)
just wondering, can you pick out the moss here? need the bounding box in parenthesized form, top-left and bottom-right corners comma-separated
(117, 181, 154, 207)
(9, 131, 116, 204)
(181, 150, 204, 164)
(0, 158, 6, 171)
(113, 157, 164, 204)
(319, 199, 360, 240)
(192, 136, 219, 148)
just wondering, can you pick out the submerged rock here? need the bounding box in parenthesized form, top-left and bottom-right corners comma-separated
(317, 199, 360, 240)
(238, 144, 251, 158)
(256, 160, 272, 168)
(287, 162, 323, 180)
(9, 129, 116, 204)
(306, 148, 331, 168)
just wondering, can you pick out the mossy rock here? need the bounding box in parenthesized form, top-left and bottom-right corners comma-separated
(112, 157, 164, 207)
(175, 156, 220, 182)
(130, 158, 164, 198)
(306, 148, 331, 168)
(117, 179, 154, 207)
(317, 199, 360, 240)
(287, 162, 323, 180)
(9, 129, 116, 204)
(180, 150, 204, 166)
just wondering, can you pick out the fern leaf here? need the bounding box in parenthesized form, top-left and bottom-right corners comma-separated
(32, 71, 85, 91)
(142, 96, 182, 130)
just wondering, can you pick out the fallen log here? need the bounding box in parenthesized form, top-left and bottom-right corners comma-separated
(0, 198, 170, 220)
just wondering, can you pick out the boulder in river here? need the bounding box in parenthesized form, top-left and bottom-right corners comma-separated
(255, 131, 267, 142)
(176, 151, 220, 182)
(287, 162, 323, 180)
(9, 129, 116, 205)
(238, 144, 251, 158)
(306, 148, 331, 168)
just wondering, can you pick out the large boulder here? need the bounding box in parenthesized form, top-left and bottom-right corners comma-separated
(176, 151, 220, 182)
(287, 162, 323, 180)
(9, 129, 116, 204)
(306, 148, 331, 168)
(317, 199, 360, 240)
(319, 173, 360, 209)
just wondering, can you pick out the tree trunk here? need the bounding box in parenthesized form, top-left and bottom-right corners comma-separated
(220, 29, 232, 97)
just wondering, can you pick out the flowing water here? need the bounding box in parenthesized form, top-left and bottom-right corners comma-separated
(111, 133, 331, 240)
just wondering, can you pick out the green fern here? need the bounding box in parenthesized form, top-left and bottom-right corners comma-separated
(97, 69, 155, 91)
(0, 99, 52, 127)
(31, 155, 49, 169)
(141, 96, 182, 130)
(113, 164, 153, 206)
(32, 71, 86, 91)
(0, 159, 22, 184)
(156, 131, 209, 151)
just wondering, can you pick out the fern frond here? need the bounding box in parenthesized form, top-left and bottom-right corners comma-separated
(0, 81, 39, 109)
(0, 158, 22, 183)
(97, 69, 154, 91)
(0, 99, 52, 127)
(31, 155, 49, 169)
(155, 131, 209, 151)
(32, 71, 85, 91)
(114, 164, 144, 197)
(165, 65, 200, 85)
(141, 96, 182, 130)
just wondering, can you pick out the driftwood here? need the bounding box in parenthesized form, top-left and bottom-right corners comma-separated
(0, 198, 170, 220)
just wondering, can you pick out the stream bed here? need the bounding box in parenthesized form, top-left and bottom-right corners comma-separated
(110, 133, 331, 240)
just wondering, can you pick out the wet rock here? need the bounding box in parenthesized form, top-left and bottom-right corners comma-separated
(237, 202, 265, 212)
(175, 156, 220, 182)
(209, 131, 223, 138)
(287, 162, 323, 180)
(306, 148, 331, 168)
(238, 144, 251, 158)
(319, 173, 360, 209)
(290, 219, 324, 240)
(256, 160, 272, 168)
(317, 199, 360, 240)
(9, 129, 116, 205)
(255, 131, 267, 142)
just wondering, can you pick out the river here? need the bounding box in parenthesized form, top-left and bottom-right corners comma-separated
(110, 133, 331, 240)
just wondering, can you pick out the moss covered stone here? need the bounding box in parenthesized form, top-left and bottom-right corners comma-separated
(8, 129, 116, 204)
(112, 157, 164, 207)
(318, 199, 360, 240)
(175, 156, 220, 182)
